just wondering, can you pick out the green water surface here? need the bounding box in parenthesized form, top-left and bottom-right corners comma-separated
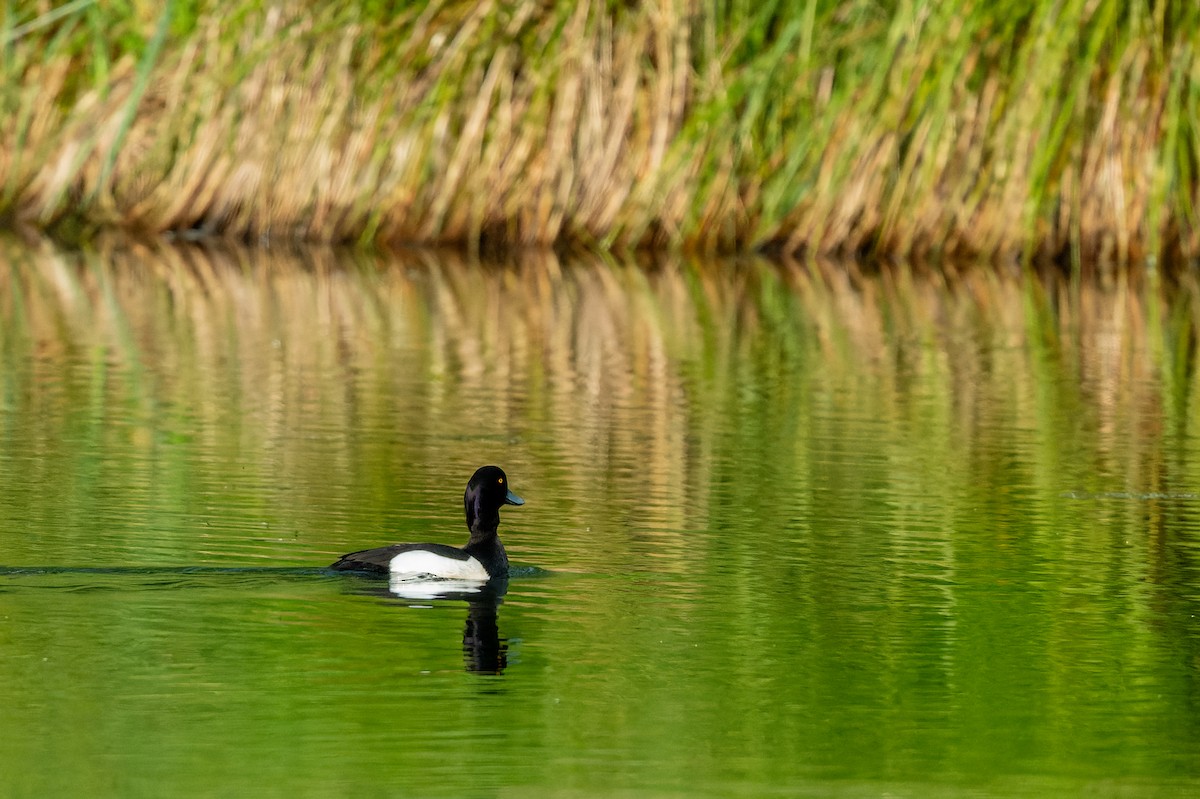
(1, 242, 1198, 797)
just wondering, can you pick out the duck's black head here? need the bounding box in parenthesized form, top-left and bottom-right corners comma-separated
(464, 465, 524, 535)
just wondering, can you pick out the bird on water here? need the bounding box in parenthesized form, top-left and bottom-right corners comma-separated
(330, 465, 524, 582)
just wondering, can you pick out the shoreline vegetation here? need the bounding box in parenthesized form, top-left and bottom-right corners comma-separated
(2, 2, 1198, 269)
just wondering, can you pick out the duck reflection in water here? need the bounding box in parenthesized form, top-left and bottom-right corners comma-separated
(352, 577, 509, 674)
(460, 580, 508, 674)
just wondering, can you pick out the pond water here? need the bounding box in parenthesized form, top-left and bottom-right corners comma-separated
(2, 238, 1200, 797)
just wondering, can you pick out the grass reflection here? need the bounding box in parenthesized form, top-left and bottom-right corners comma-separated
(0, 238, 1194, 562)
(4, 237, 1200, 790)
(1, 238, 1193, 607)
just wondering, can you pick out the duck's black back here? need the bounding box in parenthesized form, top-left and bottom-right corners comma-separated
(329, 543, 471, 573)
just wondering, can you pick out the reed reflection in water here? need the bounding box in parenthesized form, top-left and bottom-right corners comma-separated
(2, 237, 1200, 795)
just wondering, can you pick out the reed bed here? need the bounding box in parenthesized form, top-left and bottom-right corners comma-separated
(2, 1, 1199, 268)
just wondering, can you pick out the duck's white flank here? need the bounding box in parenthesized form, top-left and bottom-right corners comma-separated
(388, 549, 490, 580)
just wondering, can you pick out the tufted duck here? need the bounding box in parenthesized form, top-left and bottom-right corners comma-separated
(330, 465, 524, 582)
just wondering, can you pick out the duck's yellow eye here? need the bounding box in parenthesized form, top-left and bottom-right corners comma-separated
(498, 478, 504, 484)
